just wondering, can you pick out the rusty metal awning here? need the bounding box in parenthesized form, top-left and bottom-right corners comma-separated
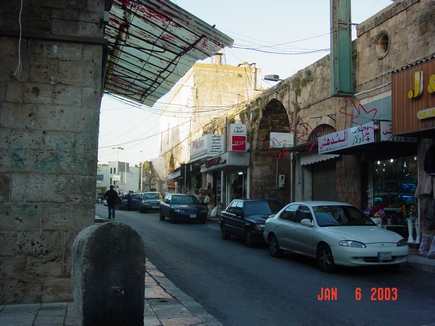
(103, 0, 234, 107)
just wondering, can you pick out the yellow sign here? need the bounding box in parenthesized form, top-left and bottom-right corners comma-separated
(408, 71, 423, 99)
(417, 107, 435, 120)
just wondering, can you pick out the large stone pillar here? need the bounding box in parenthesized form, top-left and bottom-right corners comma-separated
(0, 0, 104, 304)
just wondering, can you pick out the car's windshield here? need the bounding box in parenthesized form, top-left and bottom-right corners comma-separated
(244, 201, 282, 215)
(313, 205, 376, 227)
(172, 195, 199, 205)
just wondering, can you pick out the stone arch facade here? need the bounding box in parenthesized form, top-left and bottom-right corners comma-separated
(249, 98, 291, 204)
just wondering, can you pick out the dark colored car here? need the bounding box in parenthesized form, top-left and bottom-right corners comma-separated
(219, 199, 284, 247)
(118, 192, 143, 211)
(159, 193, 207, 224)
(139, 191, 164, 213)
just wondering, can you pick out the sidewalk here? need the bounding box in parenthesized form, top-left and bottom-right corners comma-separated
(0, 259, 221, 326)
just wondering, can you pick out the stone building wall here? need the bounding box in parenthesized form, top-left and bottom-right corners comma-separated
(0, 0, 104, 304)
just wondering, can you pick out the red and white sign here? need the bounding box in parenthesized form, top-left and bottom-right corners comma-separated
(230, 124, 247, 152)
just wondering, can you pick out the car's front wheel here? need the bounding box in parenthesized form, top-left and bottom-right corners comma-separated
(244, 229, 254, 247)
(316, 244, 336, 273)
(220, 224, 231, 239)
(268, 234, 283, 257)
(169, 211, 176, 223)
(159, 210, 165, 220)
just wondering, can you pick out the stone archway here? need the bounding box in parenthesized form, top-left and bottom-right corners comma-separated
(250, 99, 291, 204)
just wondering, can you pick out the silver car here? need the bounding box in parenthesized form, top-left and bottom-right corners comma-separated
(263, 201, 409, 273)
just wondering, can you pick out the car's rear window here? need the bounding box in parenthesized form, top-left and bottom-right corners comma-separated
(172, 195, 199, 204)
(244, 201, 282, 215)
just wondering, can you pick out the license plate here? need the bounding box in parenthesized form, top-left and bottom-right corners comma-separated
(377, 251, 392, 261)
(189, 214, 196, 218)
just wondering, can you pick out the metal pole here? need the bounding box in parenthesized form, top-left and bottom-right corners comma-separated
(140, 151, 143, 191)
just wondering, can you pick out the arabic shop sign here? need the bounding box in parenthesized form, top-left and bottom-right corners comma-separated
(230, 124, 247, 152)
(205, 156, 221, 168)
(190, 134, 224, 160)
(379, 121, 417, 142)
(318, 121, 375, 154)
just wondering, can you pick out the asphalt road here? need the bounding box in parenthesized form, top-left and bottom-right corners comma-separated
(96, 205, 435, 326)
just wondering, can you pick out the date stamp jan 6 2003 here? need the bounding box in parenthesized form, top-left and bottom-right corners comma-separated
(317, 287, 398, 301)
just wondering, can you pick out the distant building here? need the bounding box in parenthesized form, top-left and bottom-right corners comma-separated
(96, 162, 140, 199)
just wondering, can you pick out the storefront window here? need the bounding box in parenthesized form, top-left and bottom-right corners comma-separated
(373, 156, 418, 225)
(229, 171, 247, 201)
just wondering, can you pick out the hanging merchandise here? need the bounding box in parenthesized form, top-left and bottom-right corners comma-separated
(424, 197, 435, 230)
(418, 234, 431, 257)
(428, 236, 435, 259)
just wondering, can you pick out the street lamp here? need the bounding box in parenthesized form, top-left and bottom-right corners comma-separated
(264, 74, 283, 82)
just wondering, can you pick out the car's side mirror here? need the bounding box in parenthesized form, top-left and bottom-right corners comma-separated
(300, 219, 314, 226)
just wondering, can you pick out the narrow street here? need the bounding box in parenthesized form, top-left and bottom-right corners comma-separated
(96, 205, 435, 326)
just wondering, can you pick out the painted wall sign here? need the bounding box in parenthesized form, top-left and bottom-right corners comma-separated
(190, 134, 224, 160)
(319, 121, 375, 154)
(205, 156, 221, 168)
(392, 57, 435, 135)
(230, 124, 247, 152)
(379, 121, 417, 142)
(417, 107, 435, 120)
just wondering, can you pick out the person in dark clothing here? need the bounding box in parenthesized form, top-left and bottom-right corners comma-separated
(126, 191, 132, 211)
(105, 185, 118, 219)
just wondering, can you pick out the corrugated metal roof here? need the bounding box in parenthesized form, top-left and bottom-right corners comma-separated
(104, 0, 234, 107)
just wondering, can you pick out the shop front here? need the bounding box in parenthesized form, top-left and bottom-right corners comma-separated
(391, 56, 435, 247)
(201, 151, 250, 208)
(319, 120, 418, 237)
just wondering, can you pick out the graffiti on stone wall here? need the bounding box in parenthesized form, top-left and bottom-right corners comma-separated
(338, 97, 379, 137)
(289, 117, 323, 152)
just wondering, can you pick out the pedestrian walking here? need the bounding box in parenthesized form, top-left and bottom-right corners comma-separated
(126, 191, 132, 211)
(105, 185, 118, 219)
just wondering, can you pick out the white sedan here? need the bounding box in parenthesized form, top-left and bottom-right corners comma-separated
(263, 201, 409, 272)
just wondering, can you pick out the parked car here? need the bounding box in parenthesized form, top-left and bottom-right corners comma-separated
(139, 191, 164, 213)
(263, 201, 409, 273)
(118, 192, 143, 211)
(219, 199, 284, 247)
(159, 193, 207, 224)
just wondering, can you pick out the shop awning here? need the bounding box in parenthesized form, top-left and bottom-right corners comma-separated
(300, 152, 339, 166)
(104, 0, 234, 107)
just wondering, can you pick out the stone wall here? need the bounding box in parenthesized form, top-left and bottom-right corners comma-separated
(0, 0, 104, 304)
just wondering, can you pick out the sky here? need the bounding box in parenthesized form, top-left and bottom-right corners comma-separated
(97, 0, 396, 166)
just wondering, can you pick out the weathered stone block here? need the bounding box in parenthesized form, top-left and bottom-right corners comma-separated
(1, 257, 27, 278)
(42, 204, 94, 231)
(23, 83, 54, 104)
(0, 203, 41, 232)
(0, 278, 42, 304)
(43, 277, 73, 303)
(0, 232, 19, 256)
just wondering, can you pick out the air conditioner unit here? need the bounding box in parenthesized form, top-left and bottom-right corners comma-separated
(278, 175, 285, 188)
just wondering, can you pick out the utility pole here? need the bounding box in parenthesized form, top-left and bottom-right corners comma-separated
(140, 151, 143, 192)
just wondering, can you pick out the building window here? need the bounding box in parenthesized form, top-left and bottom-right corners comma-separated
(96, 175, 104, 181)
(110, 168, 112, 174)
